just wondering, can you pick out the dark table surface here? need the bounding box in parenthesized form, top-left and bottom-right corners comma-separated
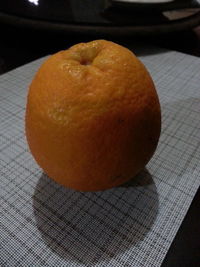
(0, 22, 199, 266)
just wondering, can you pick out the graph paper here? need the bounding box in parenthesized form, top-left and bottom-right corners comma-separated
(0, 48, 200, 267)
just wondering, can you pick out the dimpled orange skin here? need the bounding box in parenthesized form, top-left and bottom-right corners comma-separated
(25, 40, 161, 191)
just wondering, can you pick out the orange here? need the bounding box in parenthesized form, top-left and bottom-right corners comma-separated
(25, 40, 161, 191)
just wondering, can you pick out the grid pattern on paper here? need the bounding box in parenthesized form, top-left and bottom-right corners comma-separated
(0, 50, 200, 267)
